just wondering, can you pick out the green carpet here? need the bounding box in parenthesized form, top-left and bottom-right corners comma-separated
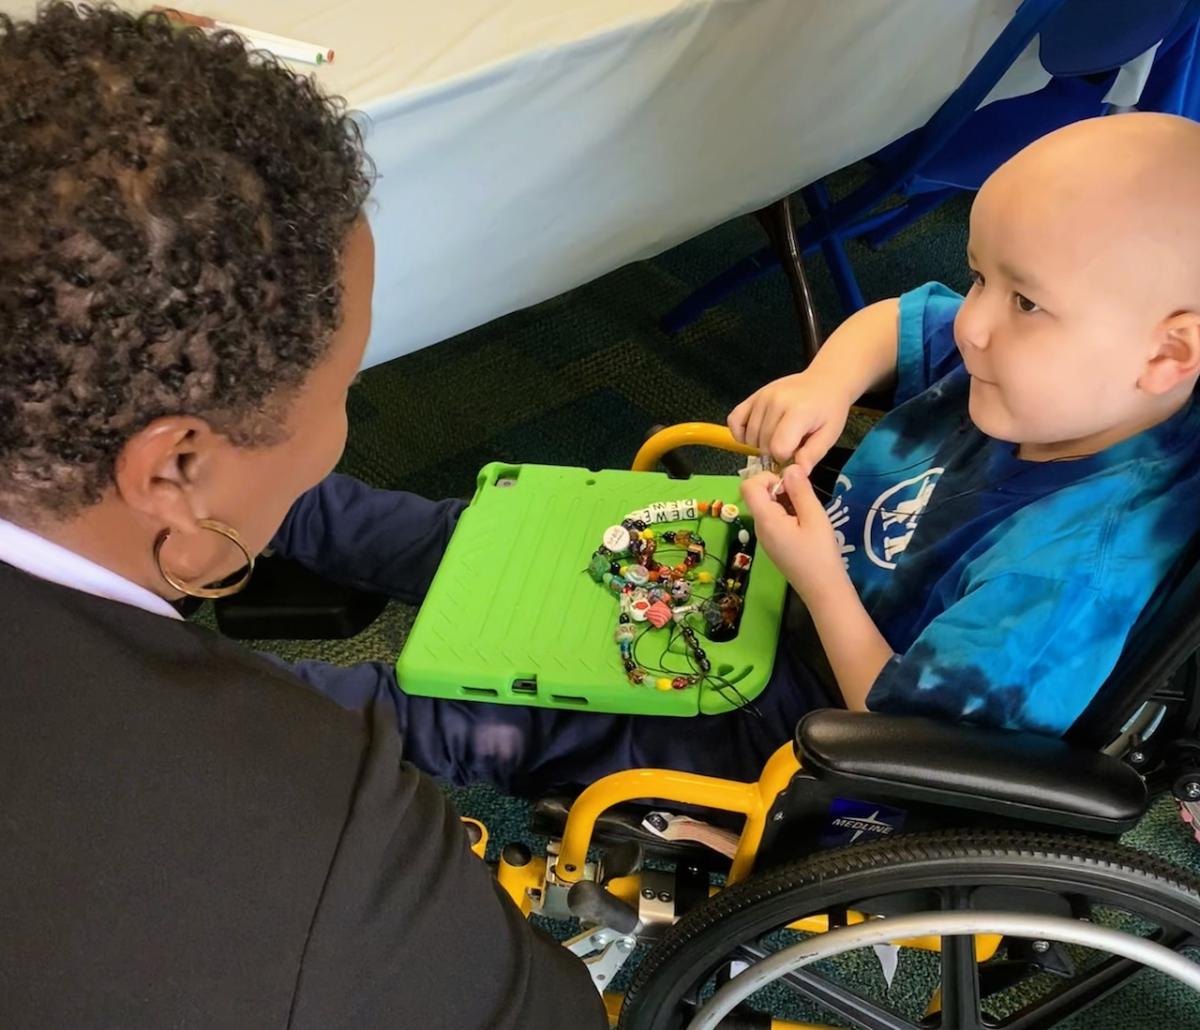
(200, 187, 1200, 1027)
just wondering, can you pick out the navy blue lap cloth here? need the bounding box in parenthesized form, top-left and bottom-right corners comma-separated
(268, 474, 836, 796)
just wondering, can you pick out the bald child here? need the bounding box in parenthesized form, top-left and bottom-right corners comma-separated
(733, 112, 1200, 735)
(267, 114, 1200, 791)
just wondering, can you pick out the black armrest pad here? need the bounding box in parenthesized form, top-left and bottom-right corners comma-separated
(797, 710, 1147, 833)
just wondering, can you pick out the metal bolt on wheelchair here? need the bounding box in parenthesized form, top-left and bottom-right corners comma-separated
(483, 424, 1200, 1029)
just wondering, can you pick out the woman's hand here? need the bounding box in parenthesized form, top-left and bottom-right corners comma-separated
(739, 467, 844, 602)
(727, 370, 851, 474)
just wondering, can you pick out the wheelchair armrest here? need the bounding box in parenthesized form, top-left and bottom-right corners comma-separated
(796, 710, 1148, 835)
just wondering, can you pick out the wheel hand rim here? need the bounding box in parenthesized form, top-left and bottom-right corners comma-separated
(685, 911, 1200, 1030)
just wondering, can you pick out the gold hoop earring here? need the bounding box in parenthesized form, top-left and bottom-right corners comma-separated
(153, 519, 255, 599)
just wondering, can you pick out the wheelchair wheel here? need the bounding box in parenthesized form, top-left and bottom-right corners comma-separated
(618, 830, 1200, 1030)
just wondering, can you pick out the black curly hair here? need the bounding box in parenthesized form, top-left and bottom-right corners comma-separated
(0, 2, 372, 524)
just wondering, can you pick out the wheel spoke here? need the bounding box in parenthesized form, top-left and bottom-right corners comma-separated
(999, 928, 1194, 1030)
(938, 931, 986, 1029)
(935, 886, 988, 1030)
(999, 954, 1139, 1030)
(731, 944, 920, 1030)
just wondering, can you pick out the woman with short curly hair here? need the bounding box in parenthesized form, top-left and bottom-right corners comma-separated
(0, 6, 603, 1027)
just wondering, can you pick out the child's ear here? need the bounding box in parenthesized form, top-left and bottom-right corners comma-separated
(1141, 311, 1200, 395)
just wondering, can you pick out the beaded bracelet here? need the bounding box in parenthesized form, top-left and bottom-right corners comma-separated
(586, 498, 754, 690)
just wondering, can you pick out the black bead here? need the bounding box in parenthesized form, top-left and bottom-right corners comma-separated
(633, 520, 647, 530)
(619, 614, 630, 624)
(610, 561, 621, 574)
(662, 531, 676, 543)
(623, 658, 636, 671)
(694, 648, 706, 661)
(698, 658, 711, 672)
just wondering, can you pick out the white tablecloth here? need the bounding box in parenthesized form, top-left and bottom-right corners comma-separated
(5, 1, 1036, 366)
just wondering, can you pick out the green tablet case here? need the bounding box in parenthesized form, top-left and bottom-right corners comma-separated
(395, 462, 788, 716)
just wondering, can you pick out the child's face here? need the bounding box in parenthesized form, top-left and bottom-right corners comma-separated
(952, 170, 1163, 459)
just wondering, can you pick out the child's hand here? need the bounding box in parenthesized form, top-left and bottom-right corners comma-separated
(727, 371, 850, 474)
(740, 467, 844, 601)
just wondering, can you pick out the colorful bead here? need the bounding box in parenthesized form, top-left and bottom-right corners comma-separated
(672, 677, 688, 690)
(645, 601, 672, 628)
(588, 552, 609, 582)
(626, 565, 649, 585)
(628, 669, 644, 685)
(711, 500, 723, 518)
(697, 501, 710, 514)
(697, 571, 714, 584)
(655, 678, 672, 691)
(720, 503, 739, 523)
(615, 623, 636, 643)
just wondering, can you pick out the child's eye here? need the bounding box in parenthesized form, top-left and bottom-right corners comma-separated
(1014, 293, 1040, 313)
(967, 268, 984, 288)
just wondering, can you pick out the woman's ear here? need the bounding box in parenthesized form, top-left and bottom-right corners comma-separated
(1141, 311, 1200, 395)
(113, 416, 221, 532)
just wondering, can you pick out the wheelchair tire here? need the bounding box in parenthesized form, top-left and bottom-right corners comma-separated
(618, 829, 1200, 1030)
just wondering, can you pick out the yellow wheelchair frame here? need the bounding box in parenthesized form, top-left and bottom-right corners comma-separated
(454, 421, 1200, 1029)
(482, 422, 1011, 1029)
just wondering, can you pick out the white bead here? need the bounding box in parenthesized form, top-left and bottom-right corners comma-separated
(738, 528, 750, 545)
(720, 503, 740, 523)
(603, 525, 631, 553)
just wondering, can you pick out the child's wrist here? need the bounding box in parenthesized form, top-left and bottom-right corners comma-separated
(789, 556, 853, 610)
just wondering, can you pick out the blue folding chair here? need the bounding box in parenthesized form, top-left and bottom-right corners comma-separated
(663, 0, 1200, 366)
